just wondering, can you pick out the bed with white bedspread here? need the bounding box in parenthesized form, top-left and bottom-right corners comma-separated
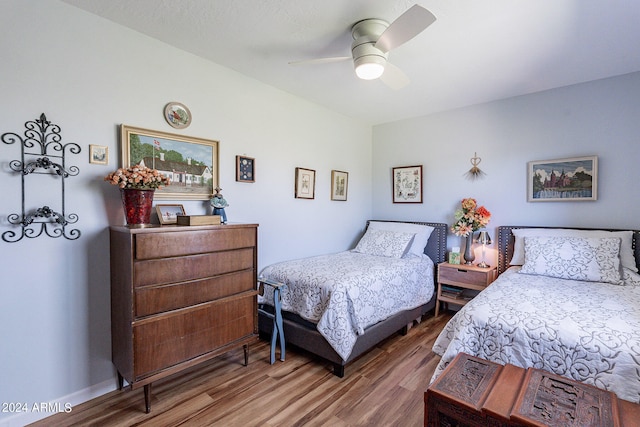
(260, 250, 435, 361)
(259, 220, 447, 376)
(431, 225, 640, 404)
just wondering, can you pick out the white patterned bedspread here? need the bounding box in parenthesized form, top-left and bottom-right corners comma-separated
(259, 251, 435, 361)
(431, 267, 640, 403)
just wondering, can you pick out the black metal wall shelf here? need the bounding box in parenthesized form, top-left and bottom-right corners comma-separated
(2, 113, 81, 242)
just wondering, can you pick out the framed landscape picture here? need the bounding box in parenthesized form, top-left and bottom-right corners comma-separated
(331, 170, 348, 201)
(392, 165, 423, 203)
(294, 167, 316, 199)
(120, 125, 218, 200)
(528, 155, 597, 202)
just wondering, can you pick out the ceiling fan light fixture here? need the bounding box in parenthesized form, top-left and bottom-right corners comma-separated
(352, 35, 387, 80)
(354, 56, 386, 80)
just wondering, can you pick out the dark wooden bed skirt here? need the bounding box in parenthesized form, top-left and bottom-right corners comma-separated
(258, 296, 437, 377)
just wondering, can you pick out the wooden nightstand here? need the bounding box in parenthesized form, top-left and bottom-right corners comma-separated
(435, 262, 497, 316)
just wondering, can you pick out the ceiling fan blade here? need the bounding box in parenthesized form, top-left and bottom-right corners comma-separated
(288, 57, 350, 66)
(375, 5, 436, 53)
(379, 62, 410, 90)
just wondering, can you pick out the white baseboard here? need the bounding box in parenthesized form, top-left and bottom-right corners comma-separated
(0, 379, 116, 427)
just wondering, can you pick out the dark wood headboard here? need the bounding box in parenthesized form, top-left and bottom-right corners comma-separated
(366, 220, 448, 265)
(497, 225, 640, 275)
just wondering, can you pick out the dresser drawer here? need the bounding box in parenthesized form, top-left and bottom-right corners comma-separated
(439, 265, 492, 287)
(133, 248, 254, 287)
(135, 227, 256, 260)
(135, 269, 255, 318)
(133, 293, 256, 378)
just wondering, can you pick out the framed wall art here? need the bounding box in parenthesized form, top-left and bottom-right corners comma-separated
(163, 102, 191, 129)
(236, 155, 255, 182)
(528, 155, 597, 202)
(120, 124, 218, 200)
(331, 170, 348, 201)
(89, 144, 108, 165)
(156, 204, 185, 225)
(295, 167, 316, 199)
(392, 165, 423, 203)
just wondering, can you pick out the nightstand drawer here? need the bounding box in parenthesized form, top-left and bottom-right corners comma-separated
(439, 266, 491, 287)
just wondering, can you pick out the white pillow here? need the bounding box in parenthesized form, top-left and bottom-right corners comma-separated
(367, 221, 434, 257)
(519, 236, 623, 285)
(510, 228, 637, 272)
(353, 229, 415, 258)
(623, 268, 640, 286)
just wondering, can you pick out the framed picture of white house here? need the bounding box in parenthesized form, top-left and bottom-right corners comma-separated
(120, 125, 219, 200)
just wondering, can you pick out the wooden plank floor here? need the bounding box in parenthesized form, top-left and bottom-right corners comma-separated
(29, 312, 452, 427)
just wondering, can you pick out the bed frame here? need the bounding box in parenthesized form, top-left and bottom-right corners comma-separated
(258, 220, 448, 377)
(497, 225, 640, 275)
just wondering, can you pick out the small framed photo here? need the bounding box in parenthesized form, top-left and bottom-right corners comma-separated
(89, 144, 108, 165)
(528, 155, 597, 202)
(448, 251, 461, 265)
(392, 165, 423, 203)
(163, 102, 191, 129)
(236, 155, 255, 182)
(295, 167, 316, 199)
(331, 170, 348, 201)
(156, 204, 185, 225)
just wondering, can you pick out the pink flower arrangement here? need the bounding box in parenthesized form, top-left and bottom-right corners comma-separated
(451, 198, 491, 236)
(104, 164, 170, 190)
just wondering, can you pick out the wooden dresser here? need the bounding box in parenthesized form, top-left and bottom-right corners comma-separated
(109, 223, 259, 412)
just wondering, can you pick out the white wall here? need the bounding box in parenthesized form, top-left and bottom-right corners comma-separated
(0, 1, 371, 425)
(3, 1, 640, 425)
(372, 71, 640, 264)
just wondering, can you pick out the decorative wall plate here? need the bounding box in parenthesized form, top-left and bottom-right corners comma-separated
(164, 102, 191, 129)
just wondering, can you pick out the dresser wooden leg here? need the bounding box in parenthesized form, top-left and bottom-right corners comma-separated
(117, 372, 124, 390)
(144, 384, 151, 413)
(243, 344, 249, 366)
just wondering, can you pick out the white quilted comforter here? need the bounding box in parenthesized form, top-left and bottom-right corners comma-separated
(432, 267, 640, 403)
(259, 251, 435, 360)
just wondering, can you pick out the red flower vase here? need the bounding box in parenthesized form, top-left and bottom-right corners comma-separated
(120, 189, 155, 226)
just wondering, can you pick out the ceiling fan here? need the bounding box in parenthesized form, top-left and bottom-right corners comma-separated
(290, 4, 436, 90)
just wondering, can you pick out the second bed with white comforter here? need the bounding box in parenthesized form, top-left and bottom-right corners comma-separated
(432, 266, 640, 403)
(260, 251, 435, 361)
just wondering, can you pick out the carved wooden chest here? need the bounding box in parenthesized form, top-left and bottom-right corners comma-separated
(425, 352, 640, 427)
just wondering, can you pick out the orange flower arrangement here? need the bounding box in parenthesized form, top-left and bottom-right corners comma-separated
(451, 198, 491, 236)
(104, 164, 170, 190)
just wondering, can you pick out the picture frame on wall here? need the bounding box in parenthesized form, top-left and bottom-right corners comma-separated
(331, 170, 348, 201)
(236, 155, 255, 182)
(120, 124, 218, 200)
(156, 204, 185, 225)
(89, 144, 108, 165)
(527, 155, 597, 202)
(392, 165, 423, 203)
(295, 167, 316, 199)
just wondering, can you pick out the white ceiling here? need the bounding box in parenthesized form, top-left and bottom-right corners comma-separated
(62, 0, 640, 125)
